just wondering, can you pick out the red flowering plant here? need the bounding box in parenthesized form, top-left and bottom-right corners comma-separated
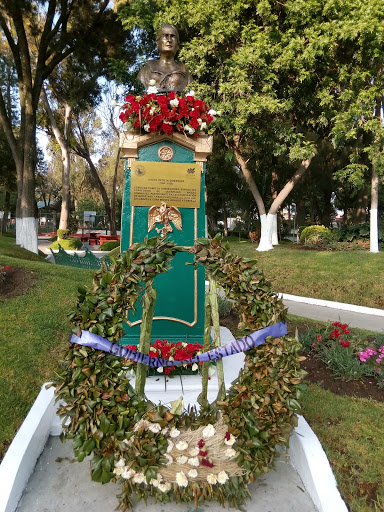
(123, 339, 216, 378)
(0, 265, 11, 284)
(119, 90, 217, 137)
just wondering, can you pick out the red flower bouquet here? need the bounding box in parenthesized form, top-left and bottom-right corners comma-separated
(119, 91, 216, 137)
(123, 339, 215, 378)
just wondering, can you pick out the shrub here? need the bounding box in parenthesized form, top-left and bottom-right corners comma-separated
(49, 238, 82, 250)
(217, 294, 232, 318)
(299, 225, 338, 245)
(57, 229, 70, 240)
(100, 240, 120, 251)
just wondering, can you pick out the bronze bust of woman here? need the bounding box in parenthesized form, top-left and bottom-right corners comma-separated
(138, 24, 192, 93)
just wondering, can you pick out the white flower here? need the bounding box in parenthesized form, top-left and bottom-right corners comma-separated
(187, 90, 195, 97)
(144, 123, 150, 132)
(188, 469, 198, 478)
(110, 100, 117, 108)
(217, 471, 229, 484)
(185, 125, 195, 135)
(207, 473, 217, 484)
(122, 468, 136, 480)
(200, 122, 207, 130)
(208, 366, 216, 377)
(187, 457, 199, 467)
(115, 458, 125, 468)
(114, 466, 124, 476)
(175, 471, 189, 487)
(149, 79, 156, 86)
(169, 356, 174, 361)
(216, 110, 222, 116)
(189, 447, 199, 457)
(157, 366, 164, 373)
(224, 434, 236, 446)
(170, 427, 180, 438)
(176, 455, 188, 464)
(202, 424, 215, 438)
(161, 427, 169, 435)
(166, 440, 174, 453)
(197, 118, 202, 125)
(164, 453, 173, 465)
(149, 423, 162, 433)
(150, 478, 159, 487)
(169, 98, 179, 108)
(134, 419, 150, 431)
(149, 107, 156, 115)
(208, 109, 217, 116)
(158, 482, 172, 493)
(147, 85, 158, 94)
(176, 440, 188, 451)
(225, 447, 237, 458)
(191, 363, 198, 372)
(133, 472, 146, 484)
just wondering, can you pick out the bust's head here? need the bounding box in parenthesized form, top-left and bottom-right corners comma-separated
(156, 24, 179, 56)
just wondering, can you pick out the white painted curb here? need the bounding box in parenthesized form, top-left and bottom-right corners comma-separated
(0, 383, 348, 512)
(279, 292, 384, 317)
(0, 384, 58, 512)
(290, 416, 347, 512)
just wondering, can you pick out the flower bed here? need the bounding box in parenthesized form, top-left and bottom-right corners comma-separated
(300, 321, 384, 387)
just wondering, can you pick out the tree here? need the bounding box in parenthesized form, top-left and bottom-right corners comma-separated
(118, 0, 384, 251)
(0, 0, 111, 253)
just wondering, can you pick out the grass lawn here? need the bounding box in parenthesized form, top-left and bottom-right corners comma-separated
(1, 235, 383, 510)
(0, 235, 93, 459)
(228, 239, 384, 309)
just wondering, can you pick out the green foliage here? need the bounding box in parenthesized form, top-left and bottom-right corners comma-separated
(57, 229, 70, 240)
(334, 222, 384, 243)
(100, 240, 120, 251)
(217, 295, 232, 319)
(49, 239, 82, 250)
(300, 225, 338, 245)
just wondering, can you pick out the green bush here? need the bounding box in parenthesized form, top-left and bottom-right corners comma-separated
(49, 238, 82, 250)
(100, 240, 120, 251)
(300, 225, 338, 245)
(57, 229, 70, 240)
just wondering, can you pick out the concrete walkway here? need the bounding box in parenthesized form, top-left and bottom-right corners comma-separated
(16, 437, 316, 512)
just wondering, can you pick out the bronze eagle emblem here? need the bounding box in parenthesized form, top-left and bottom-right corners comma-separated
(148, 201, 182, 239)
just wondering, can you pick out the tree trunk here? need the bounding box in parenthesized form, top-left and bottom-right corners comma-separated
(222, 203, 228, 236)
(59, 104, 72, 230)
(17, 115, 38, 253)
(110, 147, 120, 236)
(355, 187, 368, 224)
(271, 167, 279, 245)
(41, 89, 72, 231)
(370, 169, 380, 253)
(73, 117, 116, 234)
(1, 190, 10, 232)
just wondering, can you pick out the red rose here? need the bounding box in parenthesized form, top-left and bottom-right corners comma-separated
(5, 266, 10, 271)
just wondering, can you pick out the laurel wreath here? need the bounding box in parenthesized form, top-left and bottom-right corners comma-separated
(52, 235, 306, 511)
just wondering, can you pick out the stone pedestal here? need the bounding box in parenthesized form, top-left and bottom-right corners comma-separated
(119, 131, 213, 345)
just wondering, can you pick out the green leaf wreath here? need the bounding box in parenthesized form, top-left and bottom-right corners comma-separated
(52, 235, 306, 511)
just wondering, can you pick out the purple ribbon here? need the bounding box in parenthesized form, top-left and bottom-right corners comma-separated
(69, 321, 287, 368)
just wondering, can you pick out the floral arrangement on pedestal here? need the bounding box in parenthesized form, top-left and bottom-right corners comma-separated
(119, 86, 218, 137)
(52, 235, 306, 510)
